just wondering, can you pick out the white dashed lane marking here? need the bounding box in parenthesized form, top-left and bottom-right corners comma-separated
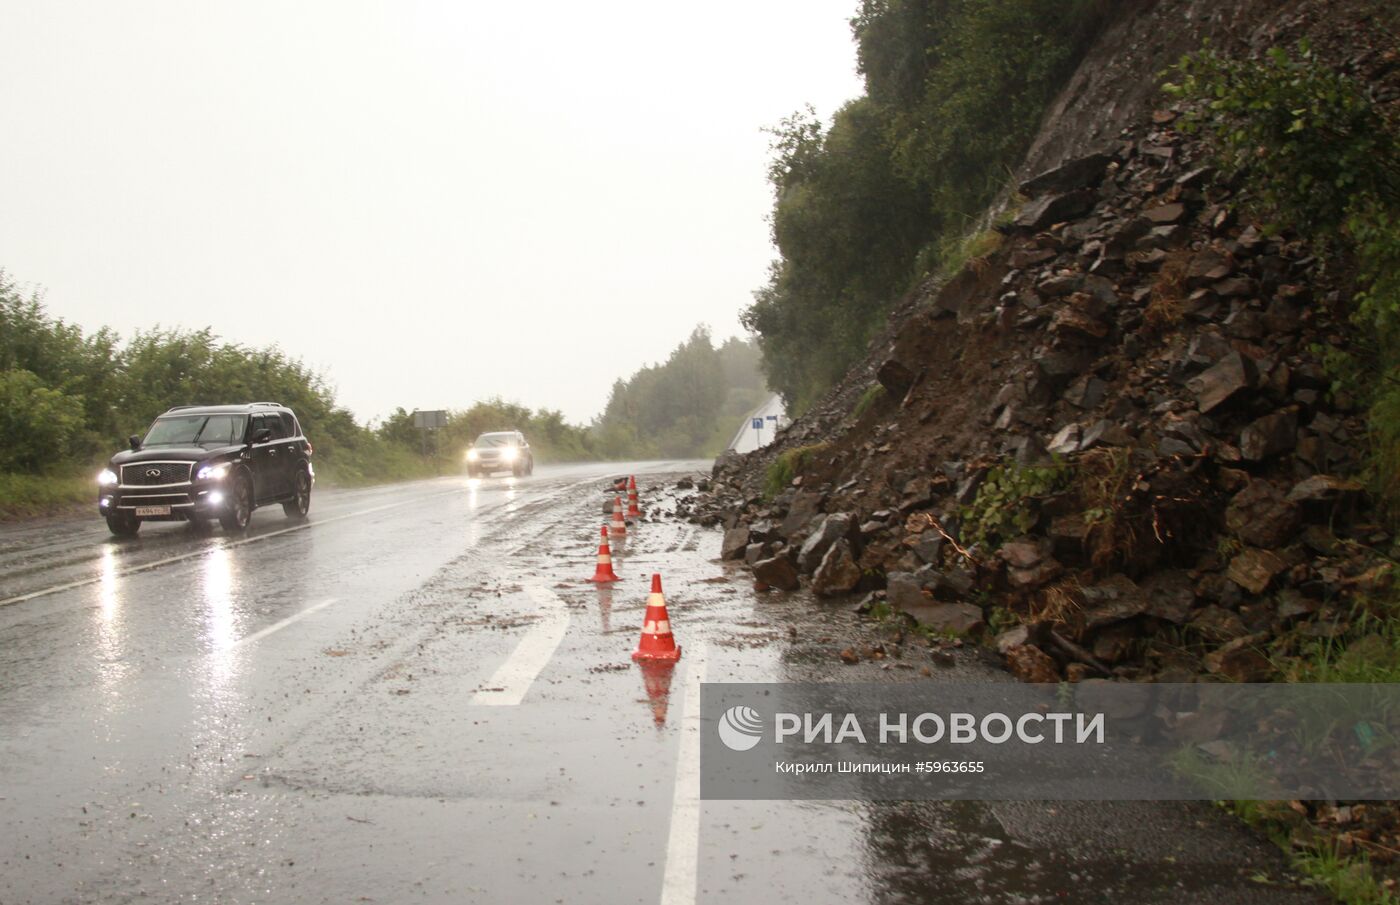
(470, 584, 571, 706)
(661, 641, 708, 905)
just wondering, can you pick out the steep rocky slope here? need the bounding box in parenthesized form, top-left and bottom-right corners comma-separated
(695, 0, 1400, 686)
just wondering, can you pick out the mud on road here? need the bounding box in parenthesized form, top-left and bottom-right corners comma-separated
(0, 463, 1324, 904)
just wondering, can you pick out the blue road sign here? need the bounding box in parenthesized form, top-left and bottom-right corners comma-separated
(752, 418, 764, 430)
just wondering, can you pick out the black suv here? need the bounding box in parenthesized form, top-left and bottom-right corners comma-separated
(97, 403, 314, 537)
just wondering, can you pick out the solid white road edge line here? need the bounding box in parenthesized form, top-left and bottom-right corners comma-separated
(234, 597, 339, 647)
(0, 487, 464, 608)
(470, 584, 571, 706)
(660, 640, 708, 905)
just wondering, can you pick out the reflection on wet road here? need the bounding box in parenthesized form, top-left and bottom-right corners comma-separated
(0, 462, 1324, 904)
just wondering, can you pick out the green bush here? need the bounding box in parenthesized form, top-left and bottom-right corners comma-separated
(744, 1, 1107, 410)
(0, 369, 86, 471)
(958, 460, 1070, 549)
(1166, 42, 1398, 234)
(1167, 44, 1400, 517)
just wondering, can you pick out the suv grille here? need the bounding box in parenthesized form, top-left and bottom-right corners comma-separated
(121, 462, 192, 486)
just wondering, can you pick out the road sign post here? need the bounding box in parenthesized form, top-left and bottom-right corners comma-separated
(412, 409, 449, 473)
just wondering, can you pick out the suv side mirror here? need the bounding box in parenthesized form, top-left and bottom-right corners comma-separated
(250, 428, 273, 445)
(128, 434, 142, 451)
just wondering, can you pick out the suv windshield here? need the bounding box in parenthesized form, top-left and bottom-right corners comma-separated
(144, 414, 248, 447)
(475, 433, 516, 448)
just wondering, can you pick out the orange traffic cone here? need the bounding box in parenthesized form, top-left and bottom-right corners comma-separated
(610, 496, 627, 537)
(632, 573, 681, 662)
(637, 659, 677, 725)
(588, 526, 620, 583)
(626, 475, 642, 518)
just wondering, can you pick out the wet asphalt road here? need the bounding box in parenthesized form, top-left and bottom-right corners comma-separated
(0, 462, 1328, 904)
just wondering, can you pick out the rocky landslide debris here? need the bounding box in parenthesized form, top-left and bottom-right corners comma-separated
(685, 99, 1393, 688)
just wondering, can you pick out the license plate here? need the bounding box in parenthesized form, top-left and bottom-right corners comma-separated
(134, 506, 171, 517)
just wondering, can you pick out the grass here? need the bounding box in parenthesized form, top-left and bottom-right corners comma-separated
(941, 228, 1005, 277)
(0, 470, 95, 519)
(314, 444, 440, 488)
(1220, 798, 1400, 905)
(1143, 249, 1191, 334)
(1294, 844, 1400, 905)
(763, 443, 829, 500)
(852, 384, 886, 420)
(1201, 580, 1400, 903)
(1176, 743, 1400, 903)
(0, 440, 446, 520)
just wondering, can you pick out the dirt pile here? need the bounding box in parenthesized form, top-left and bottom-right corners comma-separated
(693, 77, 1399, 684)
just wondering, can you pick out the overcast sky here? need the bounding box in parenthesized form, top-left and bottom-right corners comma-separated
(0, 1, 863, 424)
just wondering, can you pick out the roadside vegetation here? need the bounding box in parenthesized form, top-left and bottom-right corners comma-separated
(591, 327, 769, 460)
(1164, 41, 1400, 900)
(742, 0, 1109, 412)
(0, 276, 768, 517)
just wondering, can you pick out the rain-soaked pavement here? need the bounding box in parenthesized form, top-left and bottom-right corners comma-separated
(0, 462, 1328, 904)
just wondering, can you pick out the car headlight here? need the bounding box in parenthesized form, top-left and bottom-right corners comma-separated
(98, 468, 118, 486)
(196, 463, 231, 481)
(501, 447, 517, 462)
(466, 449, 479, 462)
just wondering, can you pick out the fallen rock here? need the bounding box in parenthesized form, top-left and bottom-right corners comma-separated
(1091, 623, 1140, 664)
(885, 572, 929, 611)
(903, 601, 986, 637)
(1225, 481, 1301, 549)
(753, 555, 800, 592)
(1008, 559, 1063, 590)
(1186, 249, 1234, 287)
(995, 624, 1033, 654)
(1051, 306, 1111, 341)
(998, 538, 1050, 570)
(1190, 604, 1250, 642)
(1018, 152, 1115, 197)
(780, 491, 824, 537)
(1141, 571, 1196, 624)
(1143, 202, 1187, 225)
(1081, 419, 1134, 448)
(1204, 635, 1273, 682)
(1188, 351, 1258, 413)
(798, 513, 855, 573)
(1079, 574, 1148, 631)
(1010, 247, 1057, 268)
(1047, 423, 1082, 455)
(1005, 643, 1061, 682)
(1015, 190, 1098, 231)
(1287, 475, 1364, 503)
(925, 568, 976, 600)
(720, 526, 750, 561)
(812, 539, 862, 597)
(877, 358, 917, 398)
(1240, 410, 1299, 462)
(1227, 548, 1289, 595)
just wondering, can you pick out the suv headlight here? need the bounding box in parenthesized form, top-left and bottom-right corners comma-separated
(196, 463, 231, 481)
(466, 449, 479, 462)
(98, 468, 118, 486)
(501, 447, 517, 462)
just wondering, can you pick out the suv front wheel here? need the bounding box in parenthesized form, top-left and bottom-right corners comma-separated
(283, 469, 311, 518)
(106, 510, 141, 537)
(219, 473, 254, 532)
